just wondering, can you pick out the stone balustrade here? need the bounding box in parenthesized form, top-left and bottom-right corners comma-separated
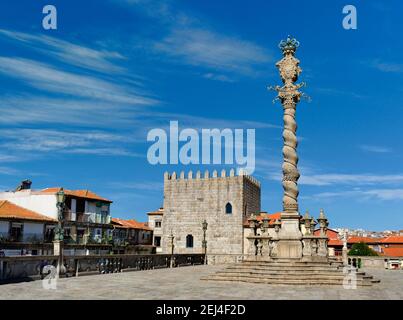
(0, 253, 205, 283)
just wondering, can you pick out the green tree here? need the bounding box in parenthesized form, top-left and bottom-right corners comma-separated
(348, 242, 378, 256)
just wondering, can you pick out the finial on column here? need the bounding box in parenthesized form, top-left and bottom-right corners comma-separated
(278, 35, 300, 55)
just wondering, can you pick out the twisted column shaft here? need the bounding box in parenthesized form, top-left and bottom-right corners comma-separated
(282, 99, 300, 213)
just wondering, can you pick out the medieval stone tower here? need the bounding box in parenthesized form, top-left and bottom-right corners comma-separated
(161, 169, 261, 257)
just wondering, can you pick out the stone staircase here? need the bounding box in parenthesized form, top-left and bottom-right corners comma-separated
(201, 259, 380, 286)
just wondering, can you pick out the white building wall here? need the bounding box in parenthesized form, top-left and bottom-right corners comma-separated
(0, 191, 58, 219)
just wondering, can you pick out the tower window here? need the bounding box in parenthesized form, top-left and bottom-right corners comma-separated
(186, 234, 194, 248)
(225, 203, 232, 214)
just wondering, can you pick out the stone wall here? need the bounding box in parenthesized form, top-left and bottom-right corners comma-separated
(162, 170, 261, 255)
(354, 256, 403, 269)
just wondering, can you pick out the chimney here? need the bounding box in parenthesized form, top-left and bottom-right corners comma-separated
(15, 180, 32, 191)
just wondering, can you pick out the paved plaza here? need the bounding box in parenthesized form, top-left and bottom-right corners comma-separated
(0, 265, 402, 300)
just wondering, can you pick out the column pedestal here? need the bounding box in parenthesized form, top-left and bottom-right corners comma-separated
(276, 213, 302, 259)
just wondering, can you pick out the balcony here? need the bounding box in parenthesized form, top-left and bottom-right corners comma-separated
(1, 235, 22, 243)
(73, 212, 111, 225)
(0, 233, 43, 244)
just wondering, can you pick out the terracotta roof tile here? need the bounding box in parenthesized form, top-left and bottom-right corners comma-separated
(111, 217, 151, 231)
(243, 212, 282, 227)
(0, 200, 56, 222)
(347, 236, 383, 244)
(39, 187, 112, 203)
(380, 236, 403, 244)
(147, 207, 164, 216)
(382, 247, 403, 257)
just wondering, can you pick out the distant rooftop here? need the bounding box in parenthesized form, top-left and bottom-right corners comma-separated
(147, 207, 164, 216)
(111, 217, 151, 231)
(0, 200, 56, 222)
(39, 187, 112, 203)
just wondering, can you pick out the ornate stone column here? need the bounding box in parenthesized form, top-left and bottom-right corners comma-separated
(270, 36, 305, 258)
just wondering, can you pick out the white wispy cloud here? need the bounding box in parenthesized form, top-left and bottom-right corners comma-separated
(303, 188, 403, 201)
(359, 145, 391, 153)
(0, 154, 20, 162)
(370, 60, 403, 73)
(114, 0, 272, 79)
(203, 73, 234, 83)
(108, 181, 162, 191)
(66, 148, 143, 157)
(0, 166, 20, 175)
(313, 87, 366, 99)
(0, 129, 139, 157)
(154, 27, 271, 76)
(0, 57, 156, 105)
(299, 173, 403, 186)
(0, 29, 125, 73)
(364, 189, 403, 200)
(263, 165, 403, 187)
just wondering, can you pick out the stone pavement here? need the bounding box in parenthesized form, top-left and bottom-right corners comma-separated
(0, 265, 402, 300)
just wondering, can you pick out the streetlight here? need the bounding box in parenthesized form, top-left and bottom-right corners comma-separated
(54, 188, 65, 276)
(202, 220, 208, 265)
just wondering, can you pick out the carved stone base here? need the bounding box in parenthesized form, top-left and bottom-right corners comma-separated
(276, 212, 303, 259)
(301, 255, 329, 262)
(276, 240, 303, 259)
(244, 255, 272, 262)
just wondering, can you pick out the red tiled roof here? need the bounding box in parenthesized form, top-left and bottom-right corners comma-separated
(314, 228, 343, 246)
(347, 236, 383, 244)
(258, 212, 282, 224)
(39, 187, 112, 203)
(382, 247, 403, 257)
(243, 212, 281, 227)
(328, 239, 343, 246)
(147, 207, 164, 216)
(0, 200, 56, 222)
(111, 218, 151, 231)
(380, 236, 403, 244)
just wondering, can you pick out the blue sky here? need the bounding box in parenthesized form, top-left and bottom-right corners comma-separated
(0, 0, 403, 230)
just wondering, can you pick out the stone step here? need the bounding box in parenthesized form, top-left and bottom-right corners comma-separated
(210, 272, 366, 280)
(226, 266, 342, 272)
(211, 276, 351, 282)
(242, 261, 343, 267)
(223, 268, 344, 274)
(201, 276, 373, 286)
(201, 260, 379, 286)
(219, 270, 352, 277)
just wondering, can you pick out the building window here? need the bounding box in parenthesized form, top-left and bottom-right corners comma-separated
(186, 234, 194, 248)
(155, 221, 162, 228)
(225, 203, 232, 214)
(10, 223, 23, 242)
(154, 236, 161, 247)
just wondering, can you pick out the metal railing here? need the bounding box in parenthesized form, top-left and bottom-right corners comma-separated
(64, 211, 111, 224)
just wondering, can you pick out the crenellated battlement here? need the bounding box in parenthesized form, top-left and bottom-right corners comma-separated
(164, 168, 260, 187)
